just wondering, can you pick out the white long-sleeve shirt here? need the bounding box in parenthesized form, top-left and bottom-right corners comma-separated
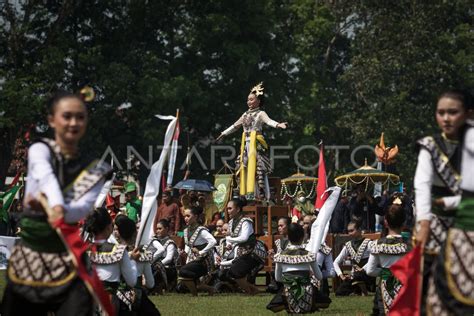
(363, 235, 406, 277)
(222, 109, 280, 135)
(414, 148, 461, 222)
(25, 142, 104, 223)
(317, 251, 335, 279)
(135, 261, 155, 289)
(184, 229, 217, 257)
(461, 127, 474, 191)
(151, 240, 165, 263)
(226, 220, 253, 245)
(333, 241, 372, 277)
(93, 239, 137, 287)
(219, 246, 238, 267)
(161, 242, 177, 266)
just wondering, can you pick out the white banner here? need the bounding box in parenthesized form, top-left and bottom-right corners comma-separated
(306, 186, 341, 254)
(94, 173, 116, 209)
(135, 115, 178, 246)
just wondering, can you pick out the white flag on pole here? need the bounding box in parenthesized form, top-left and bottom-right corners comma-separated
(94, 173, 116, 209)
(306, 186, 341, 254)
(135, 114, 178, 247)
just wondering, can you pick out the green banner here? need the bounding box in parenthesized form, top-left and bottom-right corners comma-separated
(213, 174, 234, 213)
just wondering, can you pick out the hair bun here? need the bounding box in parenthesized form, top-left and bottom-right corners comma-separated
(84, 208, 111, 235)
(190, 206, 204, 216)
(239, 196, 247, 208)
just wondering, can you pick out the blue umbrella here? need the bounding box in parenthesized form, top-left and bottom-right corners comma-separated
(173, 179, 216, 192)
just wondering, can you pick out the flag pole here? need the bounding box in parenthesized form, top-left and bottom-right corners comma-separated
(166, 108, 180, 188)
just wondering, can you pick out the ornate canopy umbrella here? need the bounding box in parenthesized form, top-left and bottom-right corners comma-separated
(280, 172, 318, 200)
(334, 160, 400, 191)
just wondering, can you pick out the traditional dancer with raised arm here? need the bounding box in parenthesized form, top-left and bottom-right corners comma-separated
(217, 82, 288, 200)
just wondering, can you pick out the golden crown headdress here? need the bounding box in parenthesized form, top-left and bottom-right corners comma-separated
(250, 82, 264, 96)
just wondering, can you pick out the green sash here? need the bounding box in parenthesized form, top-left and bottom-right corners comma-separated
(455, 196, 474, 230)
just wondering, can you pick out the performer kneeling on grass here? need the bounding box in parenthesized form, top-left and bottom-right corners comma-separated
(178, 206, 217, 296)
(225, 197, 267, 294)
(85, 209, 137, 314)
(333, 219, 374, 296)
(115, 216, 160, 316)
(364, 202, 409, 315)
(2, 90, 110, 316)
(214, 227, 240, 293)
(267, 216, 290, 293)
(149, 219, 179, 293)
(268, 223, 326, 314)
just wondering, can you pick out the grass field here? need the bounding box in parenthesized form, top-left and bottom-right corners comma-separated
(150, 293, 373, 315)
(0, 270, 373, 315)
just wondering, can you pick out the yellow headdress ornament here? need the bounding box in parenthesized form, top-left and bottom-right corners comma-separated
(250, 82, 264, 97)
(79, 86, 95, 102)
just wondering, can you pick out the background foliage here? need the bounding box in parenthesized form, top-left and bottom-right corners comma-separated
(1, 0, 472, 189)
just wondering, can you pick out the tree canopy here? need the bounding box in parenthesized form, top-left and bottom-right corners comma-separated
(1, 0, 472, 189)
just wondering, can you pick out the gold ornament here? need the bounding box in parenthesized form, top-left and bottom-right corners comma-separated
(250, 82, 264, 96)
(374, 132, 399, 165)
(80, 86, 95, 102)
